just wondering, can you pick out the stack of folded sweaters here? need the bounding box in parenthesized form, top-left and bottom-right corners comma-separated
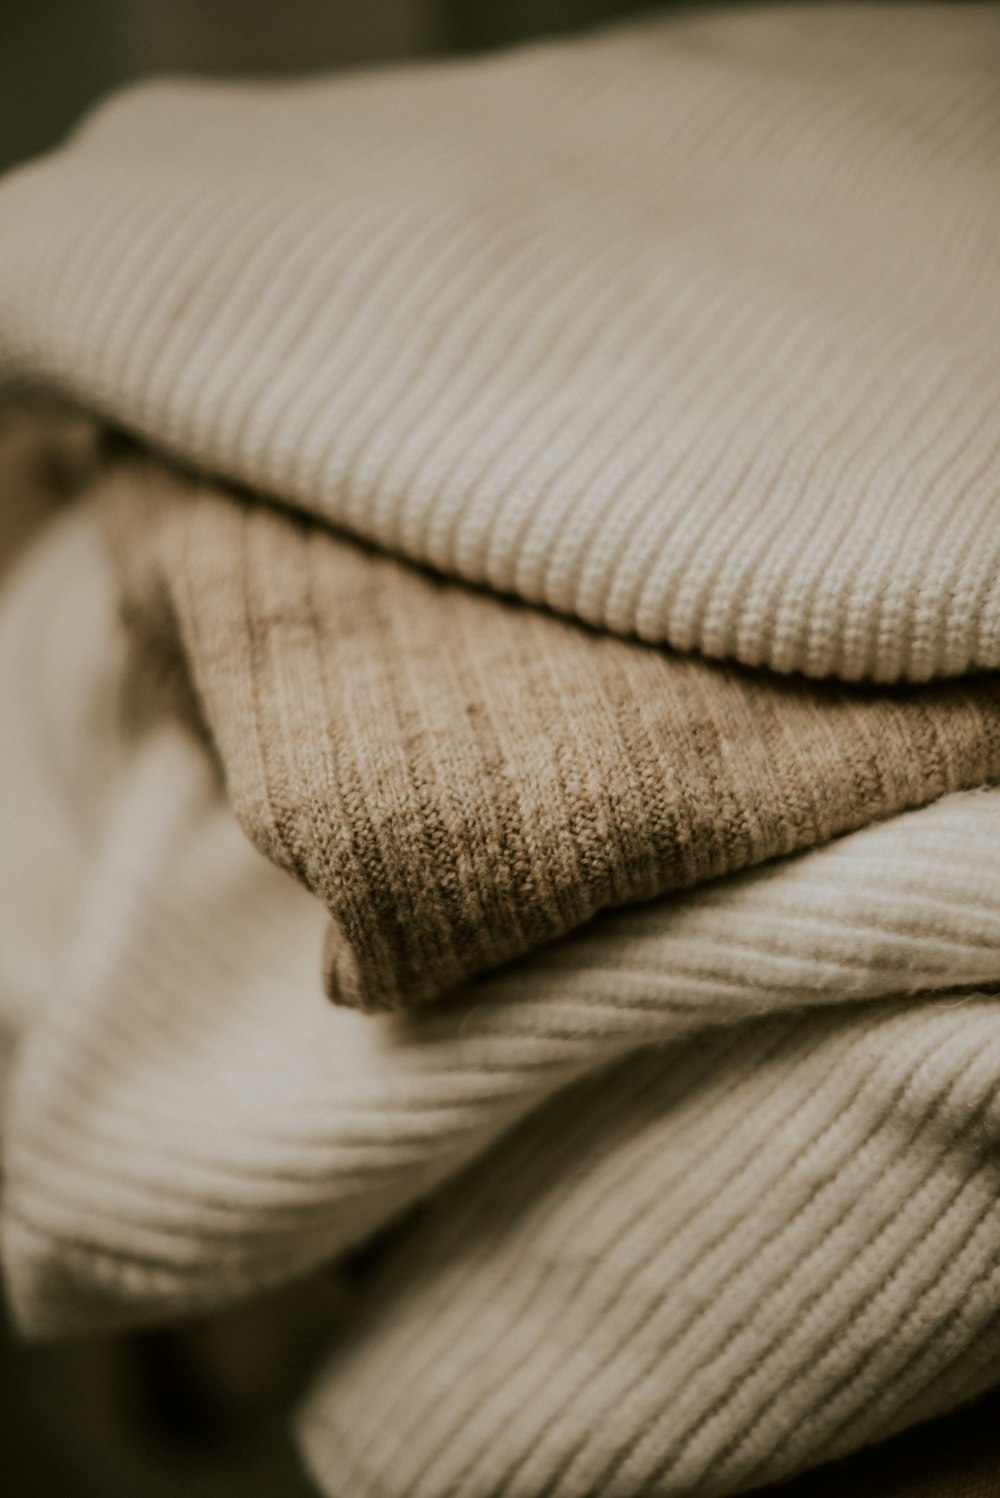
(0, 5, 999, 1494)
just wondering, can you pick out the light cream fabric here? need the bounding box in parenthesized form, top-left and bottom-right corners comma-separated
(2, 7, 1000, 1494)
(3, 506, 1000, 1498)
(0, 5, 998, 682)
(299, 994, 1000, 1498)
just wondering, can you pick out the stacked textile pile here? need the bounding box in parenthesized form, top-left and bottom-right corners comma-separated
(1, 5, 999, 1494)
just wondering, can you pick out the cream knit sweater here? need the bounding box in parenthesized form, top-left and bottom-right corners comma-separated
(3, 505, 1000, 1498)
(0, 5, 997, 682)
(1, 6, 1000, 1495)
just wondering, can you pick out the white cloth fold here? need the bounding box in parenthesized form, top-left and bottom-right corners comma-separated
(0, 5, 997, 681)
(2, 507, 1000, 1497)
(2, 5, 1000, 1490)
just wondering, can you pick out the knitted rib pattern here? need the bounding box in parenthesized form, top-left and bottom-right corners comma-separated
(298, 997, 1000, 1498)
(2, 9, 1000, 1494)
(0, 5, 998, 682)
(99, 459, 1000, 1009)
(4, 505, 1000, 1397)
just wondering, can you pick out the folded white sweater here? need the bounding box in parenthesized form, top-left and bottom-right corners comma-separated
(2, 504, 1000, 1496)
(0, 4, 997, 682)
(1, 6, 1000, 1494)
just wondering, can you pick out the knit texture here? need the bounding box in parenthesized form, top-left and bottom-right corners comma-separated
(0, 5, 998, 682)
(298, 996, 1000, 1498)
(2, 9, 1000, 1493)
(98, 457, 1000, 1010)
(4, 505, 1000, 1407)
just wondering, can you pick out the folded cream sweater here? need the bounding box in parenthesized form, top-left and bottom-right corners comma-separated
(1, 5, 999, 1494)
(0, 4, 997, 683)
(2, 504, 1000, 1498)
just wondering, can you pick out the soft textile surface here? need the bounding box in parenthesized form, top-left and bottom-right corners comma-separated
(2, 6, 1000, 1496)
(0, 6, 998, 683)
(298, 996, 1000, 1498)
(98, 458, 1000, 1010)
(3, 505, 1000, 1498)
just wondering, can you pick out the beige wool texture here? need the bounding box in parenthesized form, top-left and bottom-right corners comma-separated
(100, 457, 1000, 1011)
(1, 4, 1000, 1495)
(0, 506, 999, 1498)
(0, 5, 997, 682)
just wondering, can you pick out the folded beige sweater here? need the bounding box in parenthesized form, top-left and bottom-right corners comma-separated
(0, 5, 997, 685)
(2, 504, 1000, 1498)
(99, 458, 1000, 1009)
(299, 994, 1000, 1498)
(1, 5, 999, 1495)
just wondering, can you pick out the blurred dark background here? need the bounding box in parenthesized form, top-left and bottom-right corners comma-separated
(0, 0, 678, 173)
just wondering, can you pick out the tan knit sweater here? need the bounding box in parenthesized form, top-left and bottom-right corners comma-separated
(1, 6, 1000, 1494)
(101, 458, 1000, 1009)
(2, 504, 1000, 1498)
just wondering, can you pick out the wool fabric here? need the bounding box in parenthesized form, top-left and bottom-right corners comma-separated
(298, 993, 1000, 1498)
(2, 9, 1000, 1494)
(98, 457, 1000, 1010)
(0, 5, 997, 682)
(4, 504, 1000, 1392)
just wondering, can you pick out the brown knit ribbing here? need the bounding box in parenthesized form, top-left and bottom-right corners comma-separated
(99, 458, 1000, 1011)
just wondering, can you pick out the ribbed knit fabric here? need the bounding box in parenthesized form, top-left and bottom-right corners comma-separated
(4, 501, 1000, 1415)
(2, 11, 1000, 1494)
(1, 5, 998, 682)
(298, 995, 1000, 1498)
(98, 457, 1000, 1010)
